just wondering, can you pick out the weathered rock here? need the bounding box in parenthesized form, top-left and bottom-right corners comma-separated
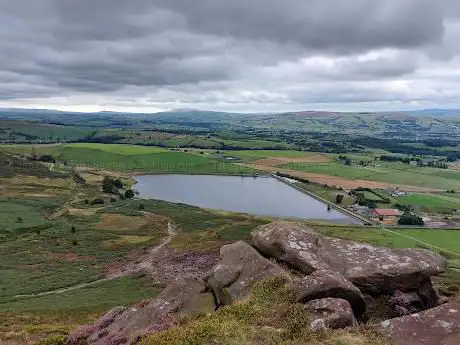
(252, 221, 328, 275)
(68, 278, 215, 345)
(379, 301, 460, 345)
(294, 270, 366, 316)
(204, 241, 292, 306)
(388, 290, 428, 317)
(252, 221, 446, 301)
(305, 298, 358, 330)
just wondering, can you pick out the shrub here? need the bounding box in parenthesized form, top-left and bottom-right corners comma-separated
(102, 176, 123, 194)
(335, 194, 344, 204)
(71, 226, 76, 233)
(90, 198, 105, 205)
(398, 213, 424, 226)
(125, 189, 135, 199)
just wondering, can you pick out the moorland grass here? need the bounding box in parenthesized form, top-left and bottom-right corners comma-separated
(140, 277, 390, 345)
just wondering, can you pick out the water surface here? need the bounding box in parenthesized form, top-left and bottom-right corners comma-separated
(135, 174, 359, 223)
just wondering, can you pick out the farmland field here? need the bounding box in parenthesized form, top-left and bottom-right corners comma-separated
(66, 143, 168, 155)
(282, 162, 460, 190)
(1, 144, 259, 175)
(398, 193, 460, 210)
(361, 191, 386, 201)
(315, 225, 460, 254)
(228, 150, 321, 159)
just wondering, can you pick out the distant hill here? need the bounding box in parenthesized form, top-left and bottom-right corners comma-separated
(1, 108, 459, 138)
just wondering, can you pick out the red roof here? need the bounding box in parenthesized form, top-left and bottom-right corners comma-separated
(373, 209, 401, 217)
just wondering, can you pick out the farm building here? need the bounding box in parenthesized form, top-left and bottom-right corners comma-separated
(373, 208, 402, 223)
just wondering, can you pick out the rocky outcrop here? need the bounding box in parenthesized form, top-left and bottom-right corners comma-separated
(204, 241, 292, 306)
(252, 221, 446, 311)
(67, 278, 215, 345)
(305, 298, 358, 330)
(65, 220, 451, 343)
(294, 270, 366, 316)
(379, 301, 460, 345)
(252, 221, 329, 275)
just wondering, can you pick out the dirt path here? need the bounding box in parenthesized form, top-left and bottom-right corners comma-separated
(12, 218, 177, 299)
(107, 220, 177, 278)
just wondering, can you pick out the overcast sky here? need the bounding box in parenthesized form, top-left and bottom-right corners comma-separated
(1, 0, 460, 113)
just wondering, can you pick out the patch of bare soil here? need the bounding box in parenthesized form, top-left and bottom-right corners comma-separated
(240, 163, 442, 192)
(251, 154, 332, 167)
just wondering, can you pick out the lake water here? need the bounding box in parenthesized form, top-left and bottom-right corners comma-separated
(134, 174, 359, 224)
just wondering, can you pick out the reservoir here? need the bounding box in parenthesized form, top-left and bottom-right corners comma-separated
(134, 174, 359, 224)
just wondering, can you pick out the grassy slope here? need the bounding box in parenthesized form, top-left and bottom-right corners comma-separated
(0, 150, 269, 343)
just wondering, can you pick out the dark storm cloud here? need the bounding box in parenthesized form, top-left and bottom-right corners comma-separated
(0, 0, 459, 110)
(158, 0, 444, 52)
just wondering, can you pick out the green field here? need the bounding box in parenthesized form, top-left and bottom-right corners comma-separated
(398, 193, 460, 211)
(66, 143, 168, 155)
(1, 144, 259, 175)
(283, 161, 460, 190)
(297, 183, 355, 206)
(361, 191, 385, 201)
(221, 150, 324, 163)
(316, 225, 460, 254)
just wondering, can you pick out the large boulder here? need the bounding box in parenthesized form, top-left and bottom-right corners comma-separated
(379, 301, 460, 345)
(252, 221, 329, 275)
(204, 241, 292, 306)
(252, 221, 446, 302)
(67, 278, 215, 345)
(294, 270, 366, 316)
(305, 298, 358, 330)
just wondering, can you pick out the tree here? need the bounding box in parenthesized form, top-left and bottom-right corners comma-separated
(398, 213, 424, 226)
(113, 178, 123, 189)
(102, 176, 122, 194)
(335, 194, 344, 204)
(124, 189, 135, 199)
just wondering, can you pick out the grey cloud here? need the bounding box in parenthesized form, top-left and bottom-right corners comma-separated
(0, 0, 459, 110)
(158, 0, 444, 52)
